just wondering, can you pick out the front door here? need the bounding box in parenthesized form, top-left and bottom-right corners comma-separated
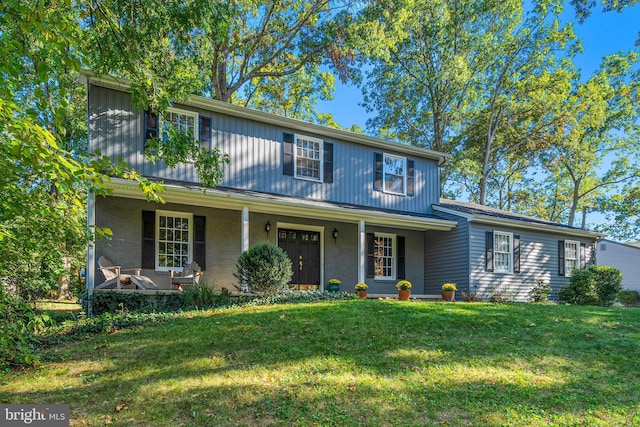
(278, 228, 321, 290)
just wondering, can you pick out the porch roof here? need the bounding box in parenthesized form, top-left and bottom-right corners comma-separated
(108, 178, 458, 231)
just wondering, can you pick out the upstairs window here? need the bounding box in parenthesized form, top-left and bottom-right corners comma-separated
(383, 154, 406, 195)
(163, 108, 198, 142)
(374, 153, 414, 196)
(295, 134, 323, 181)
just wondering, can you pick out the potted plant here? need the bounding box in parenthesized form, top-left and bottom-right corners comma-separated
(396, 280, 412, 301)
(327, 278, 341, 292)
(441, 283, 457, 301)
(355, 283, 368, 298)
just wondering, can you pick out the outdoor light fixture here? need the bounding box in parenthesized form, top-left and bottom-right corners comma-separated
(265, 221, 271, 233)
(332, 228, 338, 241)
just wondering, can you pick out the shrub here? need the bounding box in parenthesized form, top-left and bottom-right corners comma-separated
(233, 243, 293, 295)
(182, 282, 229, 308)
(0, 289, 50, 370)
(529, 280, 552, 302)
(617, 289, 639, 306)
(589, 265, 623, 306)
(558, 268, 597, 305)
(462, 291, 482, 302)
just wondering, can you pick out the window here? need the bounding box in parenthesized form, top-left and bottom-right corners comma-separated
(156, 210, 193, 271)
(494, 231, 513, 273)
(295, 134, 323, 181)
(565, 240, 579, 276)
(163, 107, 198, 142)
(374, 233, 396, 280)
(383, 154, 406, 195)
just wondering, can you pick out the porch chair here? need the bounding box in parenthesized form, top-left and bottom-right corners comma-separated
(170, 261, 203, 291)
(96, 256, 159, 290)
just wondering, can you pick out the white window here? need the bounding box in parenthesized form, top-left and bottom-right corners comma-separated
(383, 154, 406, 195)
(374, 233, 396, 280)
(156, 210, 193, 271)
(565, 240, 579, 276)
(295, 134, 323, 181)
(163, 107, 198, 142)
(494, 231, 513, 273)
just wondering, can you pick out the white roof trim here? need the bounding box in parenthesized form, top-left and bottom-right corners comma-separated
(84, 72, 449, 164)
(107, 179, 458, 232)
(434, 204, 603, 238)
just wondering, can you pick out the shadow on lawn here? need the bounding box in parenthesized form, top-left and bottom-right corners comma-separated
(2, 301, 640, 425)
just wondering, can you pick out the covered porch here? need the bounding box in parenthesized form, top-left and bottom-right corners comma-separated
(86, 178, 458, 298)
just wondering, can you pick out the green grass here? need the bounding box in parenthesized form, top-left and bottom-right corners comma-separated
(2, 300, 640, 426)
(35, 299, 82, 323)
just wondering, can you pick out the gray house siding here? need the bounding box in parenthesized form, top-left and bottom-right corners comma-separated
(469, 224, 596, 301)
(424, 212, 469, 297)
(596, 240, 640, 292)
(88, 84, 440, 215)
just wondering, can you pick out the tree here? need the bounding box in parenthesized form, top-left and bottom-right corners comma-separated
(83, 0, 358, 112)
(0, 0, 162, 300)
(361, 0, 515, 151)
(541, 52, 640, 227)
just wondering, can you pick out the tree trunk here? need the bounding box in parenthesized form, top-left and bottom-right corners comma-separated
(57, 255, 72, 300)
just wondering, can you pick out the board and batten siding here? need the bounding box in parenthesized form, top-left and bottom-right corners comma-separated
(469, 224, 596, 301)
(596, 240, 640, 292)
(88, 84, 439, 215)
(424, 212, 469, 296)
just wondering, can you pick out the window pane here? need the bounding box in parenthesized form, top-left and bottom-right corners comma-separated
(295, 136, 322, 180)
(157, 213, 192, 269)
(374, 235, 395, 279)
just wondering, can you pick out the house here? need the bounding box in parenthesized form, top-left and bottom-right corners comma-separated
(429, 200, 603, 300)
(596, 239, 640, 292)
(84, 74, 603, 301)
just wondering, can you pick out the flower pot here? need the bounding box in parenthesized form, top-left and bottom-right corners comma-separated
(441, 290, 455, 301)
(398, 289, 411, 301)
(356, 290, 367, 299)
(327, 284, 340, 292)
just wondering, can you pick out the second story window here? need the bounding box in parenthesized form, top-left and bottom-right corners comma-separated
(295, 134, 323, 181)
(374, 152, 414, 196)
(383, 154, 406, 195)
(164, 108, 198, 142)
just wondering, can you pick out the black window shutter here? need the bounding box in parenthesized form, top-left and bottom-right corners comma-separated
(580, 242, 586, 269)
(324, 142, 333, 183)
(199, 116, 212, 148)
(513, 235, 520, 274)
(397, 236, 406, 279)
(141, 210, 156, 269)
(283, 133, 294, 176)
(144, 110, 159, 149)
(485, 231, 494, 272)
(374, 152, 383, 191)
(366, 233, 375, 278)
(558, 240, 565, 276)
(194, 215, 206, 270)
(406, 160, 415, 196)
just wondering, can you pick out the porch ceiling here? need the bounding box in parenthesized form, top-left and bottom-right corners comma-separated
(107, 178, 458, 232)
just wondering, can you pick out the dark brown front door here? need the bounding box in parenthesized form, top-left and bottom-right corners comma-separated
(278, 228, 321, 289)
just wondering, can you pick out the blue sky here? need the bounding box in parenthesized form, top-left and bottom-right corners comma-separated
(319, 3, 640, 132)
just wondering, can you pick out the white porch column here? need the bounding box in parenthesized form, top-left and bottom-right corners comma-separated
(241, 207, 249, 252)
(358, 220, 366, 283)
(86, 190, 96, 315)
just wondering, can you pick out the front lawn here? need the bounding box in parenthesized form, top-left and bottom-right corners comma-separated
(1, 300, 639, 426)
